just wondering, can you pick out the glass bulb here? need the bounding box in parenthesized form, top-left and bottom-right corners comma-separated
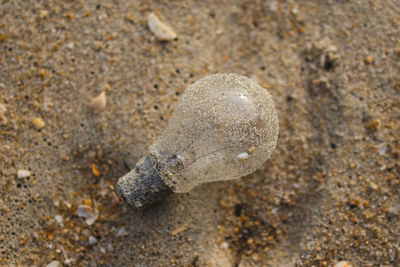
(116, 73, 279, 209)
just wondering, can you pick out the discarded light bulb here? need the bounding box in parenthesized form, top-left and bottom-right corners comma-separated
(116, 73, 279, 210)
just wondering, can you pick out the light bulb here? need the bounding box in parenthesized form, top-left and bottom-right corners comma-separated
(116, 73, 279, 210)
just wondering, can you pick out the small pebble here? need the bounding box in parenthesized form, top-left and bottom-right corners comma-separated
(235, 152, 249, 163)
(64, 258, 73, 265)
(85, 211, 99, 226)
(0, 34, 6, 42)
(170, 224, 188, 235)
(0, 103, 6, 113)
(293, 183, 301, 189)
(66, 42, 74, 49)
(54, 215, 63, 224)
(46, 261, 60, 267)
(32, 117, 46, 130)
(77, 205, 92, 219)
(88, 235, 98, 245)
(365, 118, 381, 132)
(220, 241, 229, 250)
(370, 181, 378, 190)
(334, 261, 352, 267)
(90, 91, 107, 111)
(17, 169, 31, 178)
(269, 1, 278, 11)
(0, 113, 7, 125)
(81, 229, 91, 236)
(378, 143, 387, 155)
(365, 55, 373, 64)
(248, 146, 256, 153)
(116, 227, 128, 237)
(148, 12, 177, 41)
(78, 203, 100, 226)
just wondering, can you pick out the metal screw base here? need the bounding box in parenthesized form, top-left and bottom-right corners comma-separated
(116, 155, 172, 210)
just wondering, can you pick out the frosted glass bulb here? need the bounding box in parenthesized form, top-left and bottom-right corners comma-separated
(116, 73, 279, 210)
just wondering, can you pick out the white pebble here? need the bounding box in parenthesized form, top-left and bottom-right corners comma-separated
(0, 103, 6, 113)
(89, 235, 98, 245)
(46, 261, 60, 267)
(64, 258, 73, 265)
(235, 152, 249, 163)
(81, 229, 91, 236)
(148, 12, 177, 41)
(107, 243, 114, 252)
(54, 215, 63, 224)
(334, 261, 352, 267)
(269, 1, 278, 11)
(117, 227, 128, 237)
(90, 91, 107, 111)
(293, 183, 301, 189)
(77, 205, 92, 219)
(76, 204, 99, 225)
(17, 169, 31, 178)
(220, 241, 229, 250)
(66, 42, 74, 49)
(378, 143, 387, 155)
(85, 211, 99, 226)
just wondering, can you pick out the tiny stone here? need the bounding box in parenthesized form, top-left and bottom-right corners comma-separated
(39, 10, 48, 18)
(85, 211, 99, 226)
(248, 146, 256, 153)
(365, 118, 381, 131)
(66, 42, 74, 49)
(0, 103, 6, 113)
(117, 227, 128, 237)
(107, 243, 114, 252)
(220, 241, 229, 250)
(365, 55, 373, 64)
(54, 215, 63, 224)
(90, 91, 107, 111)
(269, 1, 278, 11)
(0, 113, 7, 126)
(88, 235, 98, 245)
(293, 183, 301, 189)
(46, 261, 60, 267)
(235, 152, 249, 163)
(334, 261, 352, 267)
(378, 143, 387, 155)
(0, 34, 6, 42)
(32, 117, 46, 130)
(81, 229, 91, 236)
(77, 204, 92, 219)
(370, 181, 378, 190)
(17, 169, 31, 178)
(148, 12, 177, 41)
(170, 224, 188, 235)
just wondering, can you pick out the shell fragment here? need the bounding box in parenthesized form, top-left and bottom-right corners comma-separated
(148, 12, 177, 41)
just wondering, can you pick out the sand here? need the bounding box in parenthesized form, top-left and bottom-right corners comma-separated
(1, 0, 399, 266)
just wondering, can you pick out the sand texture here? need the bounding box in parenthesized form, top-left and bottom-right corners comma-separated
(1, 0, 400, 266)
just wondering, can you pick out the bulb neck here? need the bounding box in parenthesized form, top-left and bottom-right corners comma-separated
(116, 155, 172, 210)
